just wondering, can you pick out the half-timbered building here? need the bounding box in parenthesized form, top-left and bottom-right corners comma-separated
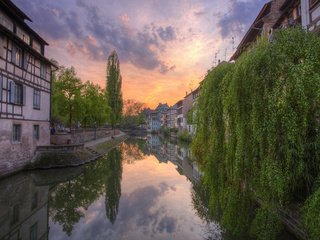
(0, 0, 55, 176)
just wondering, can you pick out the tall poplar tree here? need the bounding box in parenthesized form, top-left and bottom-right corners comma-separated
(106, 50, 123, 128)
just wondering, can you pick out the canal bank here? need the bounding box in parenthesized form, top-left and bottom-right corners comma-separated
(28, 132, 128, 170)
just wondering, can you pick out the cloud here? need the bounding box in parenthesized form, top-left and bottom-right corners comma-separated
(12, 0, 69, 40)
(75, 0, 177, 74)
(159, 64, 176, 74)
(217, 0, 266, 39)
(194, 10, 207, 17)
(64, 11, 83, 38)
(157, 26, 176, 41)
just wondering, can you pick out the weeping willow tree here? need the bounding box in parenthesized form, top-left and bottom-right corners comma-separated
(193, 27, 320, 240)
(106, 50, 123, 128)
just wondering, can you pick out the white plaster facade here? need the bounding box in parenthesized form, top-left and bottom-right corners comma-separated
(0, 1, 53, 177)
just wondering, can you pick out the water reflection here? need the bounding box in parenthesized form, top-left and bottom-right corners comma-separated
(0, 166, 84, 240)
(105, 148, 123, 224)
(0, 136, 297, 239)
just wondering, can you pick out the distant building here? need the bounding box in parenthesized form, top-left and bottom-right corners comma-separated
(183, 91, 193, 133)
(165, 105, 177, 129)
(190, 87, 200, 135)
(175, 100, 184, 130)
(146, 103, 168, 132)
(0, 0, 55, 176)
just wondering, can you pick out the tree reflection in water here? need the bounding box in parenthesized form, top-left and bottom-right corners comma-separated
(49, 146, 123, 235)
(105, 147, 123, 224)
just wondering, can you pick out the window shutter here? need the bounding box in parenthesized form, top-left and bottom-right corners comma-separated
(9, 81, 14, 103)
(12, 46, 16, 64)
(0, 36, 3, 59)
(23, 85, 26, 105)
(0, 76, 2, 101)
(23, 52, 28, 70)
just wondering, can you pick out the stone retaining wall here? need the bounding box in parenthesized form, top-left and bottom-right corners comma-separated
(51, 129, 120, 145)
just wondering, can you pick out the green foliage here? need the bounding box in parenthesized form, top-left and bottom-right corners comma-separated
(193, 27, 320, 239)
(82, 81, 110, 127)
(121, 99, 146, 127)
(52, 66, 110, 127)
(106, 51, 123, 127)
(160, 127, 170, 136)
(187, 108, 195, 124)
(178, 130, 192, 142)
(105, 148, 123, 224)
(303, 186, 320, 239)
(49, 145, 123, 235)
(250, 206, 282, 240)
(170, 128, 178, 133)
(52, 67, 83, 127)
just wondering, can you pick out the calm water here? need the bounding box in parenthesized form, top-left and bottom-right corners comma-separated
(0, 136, 297, 240)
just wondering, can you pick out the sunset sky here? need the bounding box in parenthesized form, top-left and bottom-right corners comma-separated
(13, 0, 266, 108)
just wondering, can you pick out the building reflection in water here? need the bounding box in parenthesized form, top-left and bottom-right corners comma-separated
(0, 173, 49, 240)
(146, 134, 202, 184)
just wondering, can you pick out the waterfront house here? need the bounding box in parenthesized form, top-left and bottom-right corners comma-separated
(165, 105, 177, 129)
(231, 0, 320, 61)
(175, 100, 184, 131)
(306, 0, 320, 32)
(0, 0, 55, 176)
(146, 103, 169, 132)
(0, 173, 49, 239)
(183, 91, 194, 133)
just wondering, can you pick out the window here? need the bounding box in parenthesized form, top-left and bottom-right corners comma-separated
(13, 124, 21, 142)
(23, 52, 28, 70)
(9, 81, 23, 105)
(29, 223, 38, 240)
(31, 192, 38, 209)
(11, 46, 22, 67)
(11, 205, 19, 225)
(16, 27, 30, 45)
(33, 40, 41, 53)
(40, 62, 46, 79)
(33, 125, 39, 141)
(33, 89, 40, 109)
(0, 12, 14, 31)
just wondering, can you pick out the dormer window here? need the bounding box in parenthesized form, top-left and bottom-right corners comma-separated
(33, 40, 41, 53)
(16, 27, 30, 45)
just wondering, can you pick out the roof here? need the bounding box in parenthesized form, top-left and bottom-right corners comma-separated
(0, 25, 56, 67)
(1, 0, 31, 22)
(230, 1, 272, 61)
(156, 103, 169, 110)
(0, 0, 49, 45)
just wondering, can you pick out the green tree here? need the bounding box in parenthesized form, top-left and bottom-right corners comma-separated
(193, 27, 320, 240)
(82, 81, 110, 127)
(52, 67, 83, 128)
(122, 99, 146, 127)
(106, 51, 123, 128)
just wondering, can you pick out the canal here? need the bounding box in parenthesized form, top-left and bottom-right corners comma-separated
(0, 136, 298, 239)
